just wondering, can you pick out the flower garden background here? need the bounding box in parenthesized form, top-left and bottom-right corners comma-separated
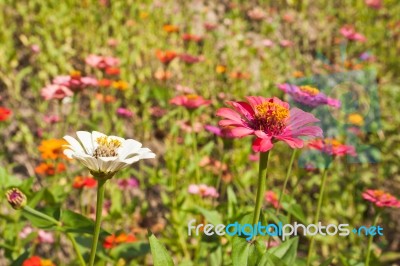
(0, 0, 400, 265)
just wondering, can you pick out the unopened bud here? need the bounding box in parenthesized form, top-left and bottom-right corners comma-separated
(6, 188, 27, 210)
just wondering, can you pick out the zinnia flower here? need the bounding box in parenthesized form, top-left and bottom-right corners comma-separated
(116, 107, 134, 118)
(117, 177, 139, 189)
(85, 54, 120, 69)
(6, 188, 27, 209)
(362, 190, 400, 208)
(347, 113, 364, 126)
(340, 25, 367, 43)
(188, 184, 219, 198)
(265, 191, 280, 209)
(170, 94, 211, 109)
(156, 50, 177, 65)
(63, 131, 155, 178)
(73, 176, 97, 189)
(365, 0, 382, 9)
(163, 24, 179, 33)
(35, 162, 66, 176)
(23, 257, 55, 266)
(41, 84, 73, 100)
(53, 71, 97, 92)
(179, 54, 204, 64)
(204, 125, 235, 138)
(38, 139, 68, 159)
(216, 96, 323, 152)
(182, 33, 203, 43)
(278, 84, 341, 108)
(0, 107, 12, 121)
(103, 233, 136, 249)
(308, 138, 357, 157)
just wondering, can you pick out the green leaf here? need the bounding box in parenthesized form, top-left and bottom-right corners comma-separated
(268, 237, 298, 265)
(21, 208, 59, 230)
(61, 210, 107, 236)
(232, 236, 250, 266)
(110, 242, 150, 260)
(320, 256, 334, 266)
(258, 253, 288, 266)
(194, 206, 223, 225)
(149, 234, 174, 266)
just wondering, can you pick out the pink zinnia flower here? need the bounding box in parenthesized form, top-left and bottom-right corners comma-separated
(179, 54, 204, 64)
(365, 0, 382, 9)
(117, 177, 139, 189)
(53, 71, 97, 92)
(261, 39, 275, 47)
(41, 84, 73, 100)
(265, 190, 280, 209)
(308, 138, 357, 157)
(175, 84, 195, 94)
(170, 94, 211, 109)
(44, 115, 60, 124)
(280, 40, 293, 47)
(340, 26, 367, 43)
(204, 125, 235, 138)
(85, 54, 120, 69)
(19, 226, 34, 239)
(216, 96, 323, 152)
(38, 230, 55, 244)
(188, 184, 219, 198)
(362, 189, 400, 208)
(278, 84, 341, 108)
(117, 107, 134, 118)
(30, 44, 40, 53)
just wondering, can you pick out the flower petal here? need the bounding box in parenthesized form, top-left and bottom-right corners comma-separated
(216, 108, 243, 123)
(227, 127, 254, 138)
(287, 108, 320, 130)
(275, 135, 304, 148)
(227, 101, 255, 120)
(117, 139, 142, 160)
(252, 137, 273, 152)
(76, 131, 94, 155)
(63, 135, 85, 154)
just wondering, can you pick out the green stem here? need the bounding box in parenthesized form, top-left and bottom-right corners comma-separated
(67, 233, 86, 266)
(306, 166, 330, 266)
(276, 149, 297, 215)
(365, 211, 381, 266)
(189, 111, 200, 183)
(22, 206, 61, 226)
(251, 151, 270, 241)
(89, 179, 107, 266)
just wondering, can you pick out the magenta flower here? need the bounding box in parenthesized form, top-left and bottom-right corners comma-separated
(362, 189, 400, 208)
(216, 96, 323, 152)
(41, 84, 73, 100)
(44, 115, 60, 124)
(170, 94, 211, 109)
(204, 125, 235, 138)
(278, 83, 341, 108)
(179, 53, 204, 64)
(85, 54, 120, 69)
(117, 107, 134, 118)
(117, 177, 139, 190)
(53, 72, 97, 92)
(340, 25, 367, 43)
(308, 138, 357, 157)
(188, 184, 219, 198)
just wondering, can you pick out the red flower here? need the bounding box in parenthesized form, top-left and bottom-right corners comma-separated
(73, 176, 97, 189)
(156, 50, 177, 65)
(265, 191, 280, 209)
(308, 138, 357, 157)
(170, 94, 211, 109)
(216, 97, 323, 152)
(98, 79, 112, 87)
(362, 189, 400, 208)
(23, 256, 42, 266)
(105, 67, 120, 75)
(0, 107, 12, 121)
(35, 163, 66, 176)
(179, 54, 204, 64)
(182, 33, 203, 43)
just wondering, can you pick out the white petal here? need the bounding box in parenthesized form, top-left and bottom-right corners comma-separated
(76, 131, 94, 155)
(121, 156, 141, 165)
(63, 136, 85, 154)
(117, 139, 142, 160)
(73, 154, 99, 172)
(108, 161, 129, 173)
(139, 152, 156, 159)
(97, 157, 117, 172)
(63, 149, 75, 159)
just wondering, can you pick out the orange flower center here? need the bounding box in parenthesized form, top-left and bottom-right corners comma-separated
(186, 94, 199, 100)
(70, 70, 81, 79)
(253, 100, 289, 135)
(299, 85, 319, 96)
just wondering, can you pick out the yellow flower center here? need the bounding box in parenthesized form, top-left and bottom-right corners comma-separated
(186, 94, 200, 100)
(324, 138, 342, 147)
(70, 70, 81, 79)
(93, 136, 122, 158)
(299, 85, 320, 96)
(253, 101, 289, 135)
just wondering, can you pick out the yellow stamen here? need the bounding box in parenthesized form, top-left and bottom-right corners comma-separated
(255, 101, 289, 122)
(186, 94, 199, 100)
(93, 136, 122, 158)
(299, 85, 319, 96)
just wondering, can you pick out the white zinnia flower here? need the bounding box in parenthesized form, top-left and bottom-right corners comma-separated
(63, 131, 155, 178)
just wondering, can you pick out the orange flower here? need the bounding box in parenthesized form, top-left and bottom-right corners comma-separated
(35, 163, 66, 176)
(98, 79, 112, 87)
(103, 233, 136, 249)
(23, 256, 55, 266)
(154, 70, 172, 81)
(292, 71, 304, 78)
(38, 139, 67, 160)
(163, 24, 179, 33)
(96, 93, 116, 103)
(105, 67, 120, 75)
(230, 71, 250, 80)
(112, 80, 129, 91)
(216, 65, 226, 74)
(156, 50, 177, 65)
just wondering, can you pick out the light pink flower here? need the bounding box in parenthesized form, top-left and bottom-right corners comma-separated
(44, 115, 60, 124)
(175, 84, 195, 94)
(262, 39, 275, 47)
(365, 0, 382, 9)
(38, 230, 55, 244)
(188, 184, 219, 198)
(31, 45, 40, 53)
(85, 54, 120, 69)
(53, 74, 97, 92)
(41, 85, 73, 100)
(19, 226, 33, 239)
(340, 26, 367, 43)
(280, 40, 293, 47)
(265, 190, 280, 209)
(170, 94, 211, 109)
(117, 177, 139, 189)
(216, 96, 323, 152)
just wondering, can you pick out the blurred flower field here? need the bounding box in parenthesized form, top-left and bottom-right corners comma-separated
(0, 0, 400, 265)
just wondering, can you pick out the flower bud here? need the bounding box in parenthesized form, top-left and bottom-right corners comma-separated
(6, 188, 27, 210)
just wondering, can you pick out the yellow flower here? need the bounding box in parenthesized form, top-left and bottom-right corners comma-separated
(216, 65, 226, 74)
(112, 80, 129, 91)
(139, 11, 149, 19)
(347, 113, 364, 126)
(38, 139, 68, 160)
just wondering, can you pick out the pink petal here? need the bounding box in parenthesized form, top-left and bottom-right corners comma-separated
(246, 96, 267, 108)
(228, 127, 254, 137)
(284, 126, 323, 138)
(287, 108, 320, 130)
(219, 119, 245, 127)
(252, 137, 273, 152)
(227, 101, 255, 120)
(275, 135, 304, 149)
(216, 108, 243, 123)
